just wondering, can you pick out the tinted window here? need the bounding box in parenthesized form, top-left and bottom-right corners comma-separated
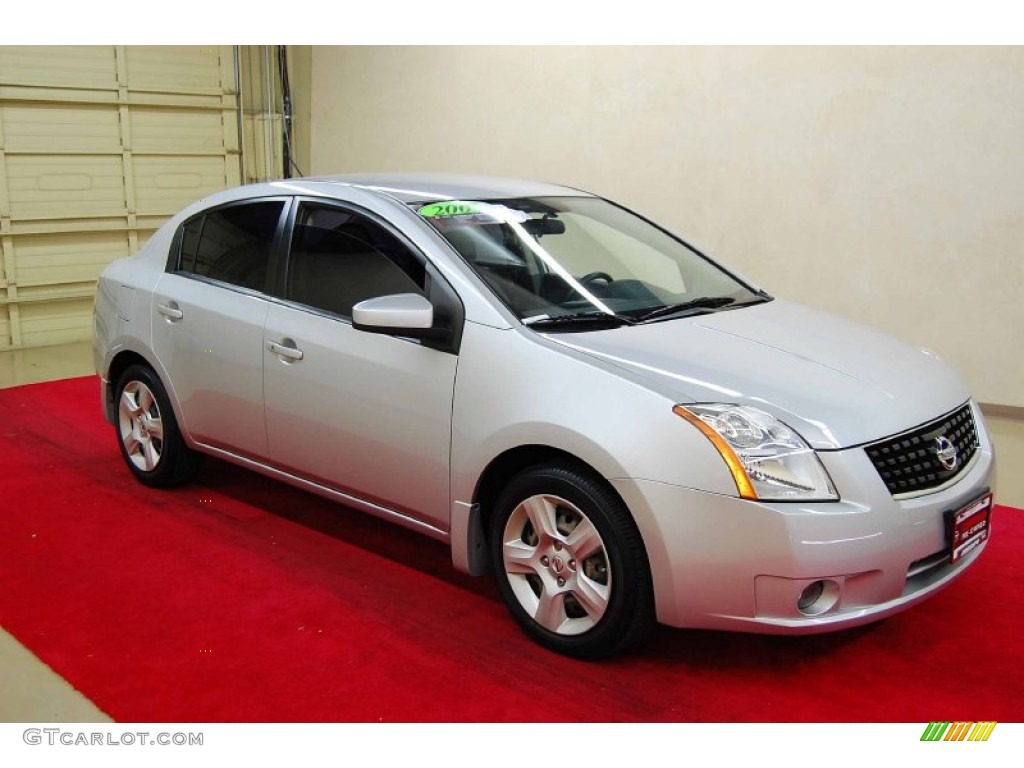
(178, 217, 203, 273)
(186, 201, 284, 291)
(286, 204, 425, 317)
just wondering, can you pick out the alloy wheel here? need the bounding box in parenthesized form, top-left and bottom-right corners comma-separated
(118, 380, 165, 472)
(501, 493, 612, 636)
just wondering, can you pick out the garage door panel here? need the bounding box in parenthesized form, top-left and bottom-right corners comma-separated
(10, 216, 137, 237)
(0, 85, 119, 107)
(128, 91, 226, 109)
(131, 108, 227, 153)
(133, 156, 229, 214)
(135, 215, 168, 249)
(124, 46, 224, 93)
(14, 232, 130, 289)
(136, 231, 157, 249)
(0, 46, 116, 89)
(0, 103, 121, 153)
(5, 155, 127, 219)
(0, 44, 240, 349)
(18, 283, 100, 302)
(18, 299, 95, 347)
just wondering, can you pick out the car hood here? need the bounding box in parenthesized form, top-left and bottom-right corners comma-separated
(544, 299, 970, 449)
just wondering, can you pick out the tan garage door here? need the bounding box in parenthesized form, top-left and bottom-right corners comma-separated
(0, 45, 241, 349)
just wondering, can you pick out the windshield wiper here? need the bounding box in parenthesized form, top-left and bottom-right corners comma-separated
(523, 311, 636, 331)
(635, 296, 737, 323)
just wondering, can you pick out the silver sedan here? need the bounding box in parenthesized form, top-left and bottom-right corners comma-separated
(93, 173, 996, 658)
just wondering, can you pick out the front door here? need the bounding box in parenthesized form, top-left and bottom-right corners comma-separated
(263, 200, 458, 529)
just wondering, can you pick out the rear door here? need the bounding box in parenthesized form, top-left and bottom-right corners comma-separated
(262, 197, 459, 530)
(152, 198, 287, 457)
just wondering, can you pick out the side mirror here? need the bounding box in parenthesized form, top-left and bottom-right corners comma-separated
(352, 293, 447, 340)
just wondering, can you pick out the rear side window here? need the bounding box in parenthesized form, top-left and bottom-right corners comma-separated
(286, 203, 425, 318)
(179, 217, 203, 272)
(177, 201, 284, 292)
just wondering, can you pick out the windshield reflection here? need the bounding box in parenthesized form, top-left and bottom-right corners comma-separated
(415, 196, 765, 328)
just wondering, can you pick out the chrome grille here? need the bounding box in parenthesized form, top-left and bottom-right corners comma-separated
(864, 403, 979, 496)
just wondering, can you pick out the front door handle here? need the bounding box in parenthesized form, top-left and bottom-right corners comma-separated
(267, 339, 304, 362)
(157, 302, 183, 321)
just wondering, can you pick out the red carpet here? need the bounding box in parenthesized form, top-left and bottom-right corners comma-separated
(1, 375, 1022, 722)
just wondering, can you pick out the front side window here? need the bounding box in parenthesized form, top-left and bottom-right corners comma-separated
(415, 197, 767, 328)
(178, 201, 284, 292)
(286, 203, 425, 318)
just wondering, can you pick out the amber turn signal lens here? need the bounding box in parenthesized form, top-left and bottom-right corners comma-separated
(673, 405, 758, 500)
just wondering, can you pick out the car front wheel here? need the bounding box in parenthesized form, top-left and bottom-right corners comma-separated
(490, 464, 654, 659)
(115, 363, 200, 487)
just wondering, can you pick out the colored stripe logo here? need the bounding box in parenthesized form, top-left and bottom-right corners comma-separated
(921, 722, 997, 741)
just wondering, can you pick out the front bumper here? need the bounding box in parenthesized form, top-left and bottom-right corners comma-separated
(612, 412, 996, 633)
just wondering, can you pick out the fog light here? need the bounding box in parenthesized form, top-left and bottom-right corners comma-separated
(797, 579, 840, 616)
(798, 581, 824, 610)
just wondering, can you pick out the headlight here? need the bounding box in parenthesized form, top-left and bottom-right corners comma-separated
(673, 404, 838, 502)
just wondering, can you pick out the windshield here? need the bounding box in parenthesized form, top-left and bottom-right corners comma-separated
(414, 196, 766, 327)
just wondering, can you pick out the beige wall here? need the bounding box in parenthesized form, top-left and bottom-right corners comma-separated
(311, 46, 1024, 407)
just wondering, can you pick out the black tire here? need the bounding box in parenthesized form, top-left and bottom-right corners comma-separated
(114, 363, 201, 488)
(490, 463, 654, 660)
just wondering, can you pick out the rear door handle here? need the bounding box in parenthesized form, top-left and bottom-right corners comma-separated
(267, 339, 304, 362)
(157, 302, 183, 321)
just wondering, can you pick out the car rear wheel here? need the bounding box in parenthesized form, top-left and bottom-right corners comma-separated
(490, 464, 654, 659)
(115, 364, 201, 487)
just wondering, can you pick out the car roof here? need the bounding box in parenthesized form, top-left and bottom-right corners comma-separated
(297, 173, 593, 204)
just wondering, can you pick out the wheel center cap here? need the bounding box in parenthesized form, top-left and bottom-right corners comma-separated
(551, 556, 564, 574)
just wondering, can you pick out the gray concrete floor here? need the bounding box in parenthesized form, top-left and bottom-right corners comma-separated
(0, 629, 111, 722)
(1, 340, 1021, 722)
